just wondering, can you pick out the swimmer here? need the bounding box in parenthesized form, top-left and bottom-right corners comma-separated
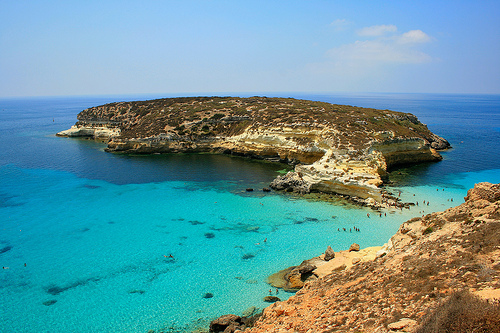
(264, 238, 267, 243)
(367, 213, 370, 218)
(276, 288, 279, 294)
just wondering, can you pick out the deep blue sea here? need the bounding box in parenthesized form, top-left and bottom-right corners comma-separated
(1, 93, 499, 332)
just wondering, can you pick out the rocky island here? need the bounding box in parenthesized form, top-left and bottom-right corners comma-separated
(57, 96, 449, 203)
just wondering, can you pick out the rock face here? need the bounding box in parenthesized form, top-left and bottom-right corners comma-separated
(57, 97, 450, 202)
(246, 182, 500, 333)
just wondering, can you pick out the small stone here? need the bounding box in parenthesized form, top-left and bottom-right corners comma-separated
(387, 318, 417, 331)
(324, 245, 335, 261)
(352, 257, 361, 264)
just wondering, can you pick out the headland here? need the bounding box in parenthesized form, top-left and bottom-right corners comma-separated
(210, 182, 500, 332)
(57, 96, 449, 205)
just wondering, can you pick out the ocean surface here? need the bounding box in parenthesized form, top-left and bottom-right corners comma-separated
(1, 93, 499, 332)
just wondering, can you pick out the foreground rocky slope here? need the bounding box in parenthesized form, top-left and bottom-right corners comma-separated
(229, 182, 499, 333)
(57, 97, 449, 202)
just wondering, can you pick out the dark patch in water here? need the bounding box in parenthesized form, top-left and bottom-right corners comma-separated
(80, 227, 90, 233)
(0, 245, 12, 254)
(294, 217, 323, 225)
(189, 220, 205, 225)
(44, 277, 100, 295)
(171, 218, 185, 221)
(204, 232, 215, 239)
(202, 292, 214, 299)
(242, 253, 255, 260)
(43, 300, 57, 306)
(108, 221, 116, 224)
(83, 184, 100, 189)
(179, 236, 188, 240)
(0, 194, 24, 208)
(128, 289, 145, 294)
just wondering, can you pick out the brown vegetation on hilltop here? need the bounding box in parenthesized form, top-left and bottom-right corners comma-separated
(75, 96, 446, 152)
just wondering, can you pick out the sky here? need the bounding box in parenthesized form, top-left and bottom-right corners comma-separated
(1, 0, 499, 97)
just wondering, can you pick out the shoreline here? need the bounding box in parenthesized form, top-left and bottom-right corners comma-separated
(209, 182, 500, 333)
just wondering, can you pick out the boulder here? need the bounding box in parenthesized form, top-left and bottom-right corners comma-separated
(349, 243, 360, 252)
(209, 314, 243, 333)
(269, 172, 310, 194)
(264, 296, 281, 303)
(324, 246, 335, 261)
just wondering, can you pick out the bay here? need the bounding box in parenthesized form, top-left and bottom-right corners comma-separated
(0, 93, 499, 332)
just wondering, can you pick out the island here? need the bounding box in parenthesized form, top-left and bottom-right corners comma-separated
(57, 96, 449, 203)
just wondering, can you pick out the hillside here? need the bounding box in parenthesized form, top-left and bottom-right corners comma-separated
(210, 182, 500, 333)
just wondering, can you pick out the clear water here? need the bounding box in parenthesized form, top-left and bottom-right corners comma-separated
(1, 93, 499, 332)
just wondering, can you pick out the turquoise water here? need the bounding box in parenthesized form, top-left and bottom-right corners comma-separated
(1, 94, 499, 332)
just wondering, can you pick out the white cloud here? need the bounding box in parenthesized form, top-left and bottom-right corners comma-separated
(303, 25, 434, 89)
(357, 24, 397, 37)
(330, 19, 351, 31)
(397, 30, 431, 44)
(327, 39, 432, 64)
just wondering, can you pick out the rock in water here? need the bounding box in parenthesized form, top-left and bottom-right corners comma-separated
(264, 296, 281, 303)
(324, 245, 335, 261)
(209, 314, 243, 333)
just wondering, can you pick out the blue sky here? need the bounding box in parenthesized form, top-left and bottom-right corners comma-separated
(1, 0, 499, 97)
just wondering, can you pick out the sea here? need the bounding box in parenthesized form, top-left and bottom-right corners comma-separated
(1, 93, 499, 332)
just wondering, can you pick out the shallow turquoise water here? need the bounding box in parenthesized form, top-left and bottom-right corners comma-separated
(1, 94, 499, 332)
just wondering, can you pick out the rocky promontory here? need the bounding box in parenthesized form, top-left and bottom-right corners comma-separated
(57, 96, 449, 202)
(234, 182, 500, 333)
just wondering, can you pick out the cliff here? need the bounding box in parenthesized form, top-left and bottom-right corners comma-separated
(232, 182, 499, 333)
(57, 97, 449, 202)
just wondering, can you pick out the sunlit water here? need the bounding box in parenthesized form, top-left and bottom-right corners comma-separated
(1, 94, 499, 332)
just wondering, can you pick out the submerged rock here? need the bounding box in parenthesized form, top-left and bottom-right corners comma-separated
(202, 292, 214, 299)
(0, 245, 12, 254)
(43, 300, 57, 306)
(242, 306, 259, 317)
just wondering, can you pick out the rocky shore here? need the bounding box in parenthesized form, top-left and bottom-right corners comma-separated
(209, 182, 500, 333)
(56, 97, 449, 203)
